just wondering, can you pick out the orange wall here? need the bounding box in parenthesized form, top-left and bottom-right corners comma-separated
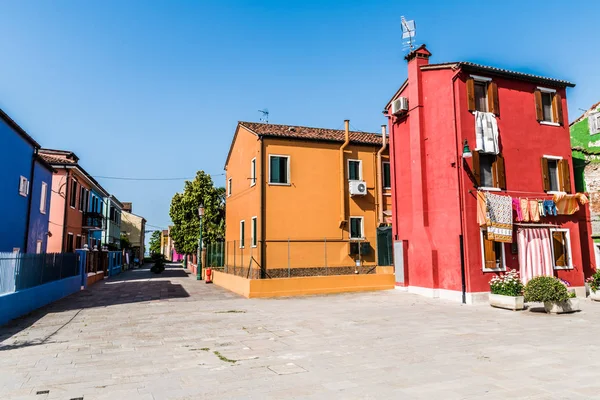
(225, 126, 390, 271)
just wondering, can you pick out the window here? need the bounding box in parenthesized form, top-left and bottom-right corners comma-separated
(269, 155, 290, 184)
(589, 112, 600, 135)
(250, 158, 256, 187)
(18, 176, 29, 197)
(227, 178, 232, 197)
(467, 76, 499, 114)
(348, 159, 362, 181)
(480, 229, 506, 271)
(535, 87, 563, 125)
(349, 217, 364, 240)
(240, 220, 245, 248)
(40, 182, 48, 214)
(67, 233, 74, 252)
(70, 180, 78, 208)
(79, 187, 86, 211)
(550, 229, 572, 269)
(36, 240, 43, 254)
(472, 152, 506, 189)
(75, 235, 82, 250)
(541, 156, 570, 193)
(251, 216, 257, 247)
(382, 162, 391, 189)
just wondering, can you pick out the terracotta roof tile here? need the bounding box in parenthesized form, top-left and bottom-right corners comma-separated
(38, 153, 77, 165)
(239, 121, 383, 146)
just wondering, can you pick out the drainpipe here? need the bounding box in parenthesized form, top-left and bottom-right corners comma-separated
(339, 120, 350, 229)
(62, 169, 71, 253)
(23, 149, 37, 252)
(259, 136, 266, 278)
(376, 125, 387, 225)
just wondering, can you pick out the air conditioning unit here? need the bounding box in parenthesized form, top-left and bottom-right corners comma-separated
(349, 180, 367, 196)
(391, 97, 409, 116)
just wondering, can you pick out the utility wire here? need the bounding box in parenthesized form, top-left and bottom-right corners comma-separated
(92, 173, 226, 181)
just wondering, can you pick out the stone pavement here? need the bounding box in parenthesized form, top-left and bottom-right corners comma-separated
(1, 264, 600, 400)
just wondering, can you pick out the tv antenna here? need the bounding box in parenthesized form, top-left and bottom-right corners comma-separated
(401, 16, 417, 51)
(258, 108, 269, 123)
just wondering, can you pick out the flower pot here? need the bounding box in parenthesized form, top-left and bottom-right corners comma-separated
(590, 290, 600, 302)
(489, 294, 525, 311)
(543, 298, 580, 314)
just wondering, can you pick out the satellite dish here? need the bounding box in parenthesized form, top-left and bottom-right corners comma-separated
(401, 16, 417, 50)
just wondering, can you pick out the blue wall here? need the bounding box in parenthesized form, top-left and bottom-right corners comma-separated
(88, 190, 105, 247)
(0, 119, 35, 252)
(26, 161, 53, 253)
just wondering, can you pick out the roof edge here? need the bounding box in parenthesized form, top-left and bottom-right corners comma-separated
(0, 108, 40, 148)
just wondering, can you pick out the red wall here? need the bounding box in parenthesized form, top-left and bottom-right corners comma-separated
(388, 50, 593, 295)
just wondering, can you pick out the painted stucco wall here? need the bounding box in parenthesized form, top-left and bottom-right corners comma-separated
(46, 169, 68, 253)
(26, 160, 52, 253)
(0, 119, 35, 252)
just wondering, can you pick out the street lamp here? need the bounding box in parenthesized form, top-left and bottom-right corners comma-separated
(197, 203, 204, 280)
(462, 139, 472, 159)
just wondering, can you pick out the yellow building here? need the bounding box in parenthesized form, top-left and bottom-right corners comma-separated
(160, 229, 171, 261)
(224, 120, 392, 279)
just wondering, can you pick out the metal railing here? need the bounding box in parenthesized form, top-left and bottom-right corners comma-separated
(0, 252, 79, 295)
(83, 212, 104, 229)
(206, 241, 225, 268)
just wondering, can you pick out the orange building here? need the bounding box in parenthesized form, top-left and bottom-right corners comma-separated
(224, 121, 392, 278)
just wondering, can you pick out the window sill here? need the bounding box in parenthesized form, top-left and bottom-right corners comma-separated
(250, 183, 256, 187)
(19, 193, 27, 197)
(539, 121, 561, 127)
(478, 187, 502, 192)
(268, 182, 291, 186)
(483, 267, 507, 273)
(349, 238, 365, 241)
(554, 266, 573, 271)
(546, 191, 565, 195)
(251, 245, 257, 248)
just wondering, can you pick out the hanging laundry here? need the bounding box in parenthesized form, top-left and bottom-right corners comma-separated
(543, 200, 558, 216)
(477, 191, 489, 226)
(474, 111, 499, 154)
(538, 200, 546, 217)
(512, 198, 523, 222)
(485, 193, 513, 243)
(553, 193, 589, 215)
(528, 200, 540, 222)
(519, 198, 530, 222)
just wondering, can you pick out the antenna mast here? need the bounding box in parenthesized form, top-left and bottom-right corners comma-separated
(258, 108, 269, 124)
(401, 16, 417, 51)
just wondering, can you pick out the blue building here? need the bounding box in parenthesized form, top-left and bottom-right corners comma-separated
(0, 109, 41, 253)
(26, 156, 54, 253)
(88, 188, 106, 249)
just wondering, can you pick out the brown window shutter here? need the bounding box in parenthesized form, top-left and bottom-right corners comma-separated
(494, 154, 506, 189)
(534, 90, 543, 121)
(472, 150, 481, 187)
(559, 159, 572, 193)
(552, 232, 566, 267)
(483, 236, 497, 269)
(553, 93, 564, 125)
(541, 157, 550, 192)
(487, 82, 500, 115)
(467, 78, 476, 112)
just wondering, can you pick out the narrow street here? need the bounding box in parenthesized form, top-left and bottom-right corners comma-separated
(1, 264, 600, 400)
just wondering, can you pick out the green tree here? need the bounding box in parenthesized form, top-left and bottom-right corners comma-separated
(120, 233, 131, 250)
(169, 171, 225, 255)
(149, 230, 161, 255)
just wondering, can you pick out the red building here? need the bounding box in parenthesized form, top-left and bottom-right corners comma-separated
(385, 45, 595, 303)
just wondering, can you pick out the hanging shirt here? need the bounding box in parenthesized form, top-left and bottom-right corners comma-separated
(553, 193, 589, 215)
(519, 199, 530, 222)
(529, 200, 540, 222)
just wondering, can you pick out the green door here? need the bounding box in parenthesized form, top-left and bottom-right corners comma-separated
(377, 227, 393, 266)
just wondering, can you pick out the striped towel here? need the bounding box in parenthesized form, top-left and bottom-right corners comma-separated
(486, 193, 513, 243)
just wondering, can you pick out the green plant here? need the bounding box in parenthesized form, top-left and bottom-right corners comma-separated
(489, 270, 524, 297)
(150, 253, 166, 274)
(568, 291, 577, 298)
(149, 230, 162, 255)
(586, 271, 600, 293)
(524, 276, 570, 303)
(213, 351, 237, 363)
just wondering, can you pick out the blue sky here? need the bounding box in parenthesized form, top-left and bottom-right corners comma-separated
(1, 0, 597, 235)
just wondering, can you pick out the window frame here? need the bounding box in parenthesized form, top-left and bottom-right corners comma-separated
(251, 216, 257, 248)
(549, 228, 573, 270)
(227, 178, 232, 197)
(480, 229, 507, 272)
(79, 186, 86, 212)
(67, 232, 74, 253)
(349, 216, 364, 240)
(18, 176, 29, 197)
(382, 161, 391, 189)
(70, 180, 78, 209)
(471, 75, 492, 113)
(542, 155, 564, 194)
(347, 159, 363, 181)
(240, 220, 245, 248)
(473, 152, 506, 190)
(537, 87, 560, 126)
(589, 112, 600, 135)
(268, 154, 291, 185)
(40, 182, 48, 214)
(36, 240, 43, 254)
(250, 158, 256, 187)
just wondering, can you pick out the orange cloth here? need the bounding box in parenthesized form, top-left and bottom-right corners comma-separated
(520, 199, 530, 222)
(529, 200, 540, 222)
(553, 193, 589, 215)
(477, 191, 489, 226)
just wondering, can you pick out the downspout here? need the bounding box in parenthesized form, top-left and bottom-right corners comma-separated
(339, 120, 350, 229)
(376, 125, 387, 225)
(260, 136, 266, 278)
(62, 169, 71, 252)
(23, 149, 37, 252)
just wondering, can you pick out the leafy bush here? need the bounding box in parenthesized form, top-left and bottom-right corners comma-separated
(524, 276, 570, 303)
(150, 253, 166, 274)
(586, 271, 600, 293)
(489, 270, 524, 297)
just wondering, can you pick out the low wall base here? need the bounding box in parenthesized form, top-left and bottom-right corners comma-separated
(0, 275, 81, 326)
(212, 271, 395, 298)
(87, 272, 105, 286)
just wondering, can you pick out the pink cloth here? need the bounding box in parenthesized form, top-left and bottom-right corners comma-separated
(517, 228, 554, 284)
(512, 198, 523, 221)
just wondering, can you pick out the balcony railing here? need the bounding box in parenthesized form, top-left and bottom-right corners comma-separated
(83, 212, 104, 230)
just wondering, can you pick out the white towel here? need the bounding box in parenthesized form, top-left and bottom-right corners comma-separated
(475, 111, 499, 154)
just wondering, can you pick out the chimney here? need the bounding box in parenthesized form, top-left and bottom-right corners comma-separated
(122, 202, 133, 213)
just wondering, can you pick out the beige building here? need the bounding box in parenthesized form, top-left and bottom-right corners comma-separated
(121, 210, 146, 264)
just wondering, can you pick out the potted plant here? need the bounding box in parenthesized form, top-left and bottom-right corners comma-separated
(523, 276, 580, 314)
(489, 270, 525, 311)
(586, 271, 600, 301)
